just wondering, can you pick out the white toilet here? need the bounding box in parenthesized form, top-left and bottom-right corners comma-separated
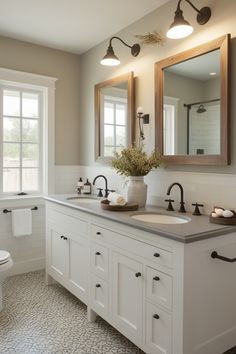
(0, 250, 13, 311)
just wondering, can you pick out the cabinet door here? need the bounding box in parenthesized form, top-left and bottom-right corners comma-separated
(66, 232, 89, 304)
(112, 251, 143, 345)
(47, 224, 67, 282)
(146, 302, 172, 354)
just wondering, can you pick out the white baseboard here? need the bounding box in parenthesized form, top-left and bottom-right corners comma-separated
(10, 257, 45, 275)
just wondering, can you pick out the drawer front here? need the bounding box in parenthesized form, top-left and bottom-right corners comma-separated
(91, 275, 108, 318)
(48, 208, 88, 237)
(145, 302, 172, 354)
(91, 224, 172, 269)
(146, 267, 173, 310)
(91, 243, 109, 280)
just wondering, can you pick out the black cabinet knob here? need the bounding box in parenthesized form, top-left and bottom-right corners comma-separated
(63, 237, 68, 240)
(153, 253, 160, 258)
(153, 276, 160, 281)
(135, 272, 142, 277)
(153, 314, 160, 319)
(95, 252, 101, 255)
(60, 235, 64, 239)
(96, 284, 101, 288)
(96, 232, 101, 235)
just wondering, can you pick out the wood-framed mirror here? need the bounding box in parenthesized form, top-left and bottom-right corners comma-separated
(95, 72, 134, 160)
(155, 34, 230, 165)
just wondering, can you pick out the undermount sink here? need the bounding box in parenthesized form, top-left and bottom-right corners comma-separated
(66, 196, 99, 204)
(131, 213, 190, 224)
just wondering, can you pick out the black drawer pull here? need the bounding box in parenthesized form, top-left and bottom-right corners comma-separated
(96, 232, 101, 235)
(153, 253, 160, 258)
(153, 314, 160, 319)
(96, 284, 101, 288)
(95, 252, 101, 255)
(60, 236, 67, 240)
(153, 276, 160, 281)
(211, 251, 236, 263)
(135, 272, 142, 277)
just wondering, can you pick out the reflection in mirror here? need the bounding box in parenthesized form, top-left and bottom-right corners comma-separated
(155, 35, 230, 165)
(95, 72, 134, 160)
(163, 50, 220, 156)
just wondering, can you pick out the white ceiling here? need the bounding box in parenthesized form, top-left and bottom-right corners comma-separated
(0, 0, 169, 54)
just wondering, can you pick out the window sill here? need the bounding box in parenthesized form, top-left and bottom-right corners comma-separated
(0, 195, 45, 209)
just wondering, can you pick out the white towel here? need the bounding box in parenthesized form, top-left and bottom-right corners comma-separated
(108, 192, 126, 206)
(12, 209, 32, 237)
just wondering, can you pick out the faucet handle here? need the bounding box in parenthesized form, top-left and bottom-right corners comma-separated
(165, 199, 175, 211)
(97, 188, 103, 197)
(192, 202, 204, 216)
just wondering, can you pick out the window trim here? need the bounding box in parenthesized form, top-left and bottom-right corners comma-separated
(0, 68, 57, 198)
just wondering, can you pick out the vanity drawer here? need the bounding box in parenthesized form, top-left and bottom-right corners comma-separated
(91, 224, 172, 269)
(91, 242, 109, 280)
(91, 275, 108, 318)
(145, 302, 172, 354)
(146, 267, 172, 310)
(48, 208, 88, 237)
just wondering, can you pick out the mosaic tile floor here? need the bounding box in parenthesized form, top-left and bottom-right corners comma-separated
(0, 271, 144, 354)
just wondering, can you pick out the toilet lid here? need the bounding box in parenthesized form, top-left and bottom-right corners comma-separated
(0, 250, 10, 265)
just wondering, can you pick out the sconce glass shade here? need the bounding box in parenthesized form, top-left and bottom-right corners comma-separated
(100, 45, 120, 66)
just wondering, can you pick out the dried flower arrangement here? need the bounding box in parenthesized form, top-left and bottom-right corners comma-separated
(134, 31, 165, 46)
(110, 144, 163, 177)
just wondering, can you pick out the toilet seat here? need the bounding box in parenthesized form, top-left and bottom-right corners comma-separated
(0, 250, 10, 265)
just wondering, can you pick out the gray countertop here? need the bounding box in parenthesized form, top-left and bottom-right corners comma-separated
(45, 194, 236, 243)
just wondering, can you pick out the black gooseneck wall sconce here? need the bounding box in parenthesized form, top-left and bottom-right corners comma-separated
(166, 0, 211, 39)
(101, 36, 140, 66)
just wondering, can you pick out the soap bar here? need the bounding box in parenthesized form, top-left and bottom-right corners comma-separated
(211, 212, 219, 218)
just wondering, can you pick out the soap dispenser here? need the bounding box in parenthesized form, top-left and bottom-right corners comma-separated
(77, 177, 83, 194)
(83, 178, 92, 194)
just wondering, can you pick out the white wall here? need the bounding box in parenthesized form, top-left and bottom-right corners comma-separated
(0, 198, 45, 275)
(74, 0, 236, 216)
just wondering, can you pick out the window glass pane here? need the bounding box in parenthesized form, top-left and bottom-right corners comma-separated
(3, 90, 20, 116)
(116, 104, 126, 125)
(22, 92, 39, 118)
(115, 146, 123, 154)
(104, 146, 115, 157)
(104, 125, 114, 145)
(22, 144, 39, 167)
(104, 102, 114, 124)
(22, 168, 38, 191)
(3, 143, 20, 167)
(116, 126, 126, 147)
(22, 119, 39, 142)
(3, 117, 20, 142)
(3, 168, 20, 192)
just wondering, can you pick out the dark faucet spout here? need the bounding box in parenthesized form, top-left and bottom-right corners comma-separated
(167, 182, 186, 213)
(93, 175, 109, 197)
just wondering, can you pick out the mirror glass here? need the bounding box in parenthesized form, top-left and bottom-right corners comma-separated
(95, 72, 134, 160)
(155, 35, 230, 165)
(163, 50, 220, 156)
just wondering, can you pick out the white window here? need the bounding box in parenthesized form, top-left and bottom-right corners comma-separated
(0, 68, 57, 197)
(163, 97, 179, 155)
(102, 95, 127, 157)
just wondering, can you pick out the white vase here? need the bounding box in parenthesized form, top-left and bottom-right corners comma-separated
(127, 176, 147, 207)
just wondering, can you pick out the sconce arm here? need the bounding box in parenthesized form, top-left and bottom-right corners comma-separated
(109, 36, 133, 49)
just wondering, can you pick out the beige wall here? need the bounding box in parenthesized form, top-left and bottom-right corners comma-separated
(79, 0, 236, 174)
(0, 36, 80, 165)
